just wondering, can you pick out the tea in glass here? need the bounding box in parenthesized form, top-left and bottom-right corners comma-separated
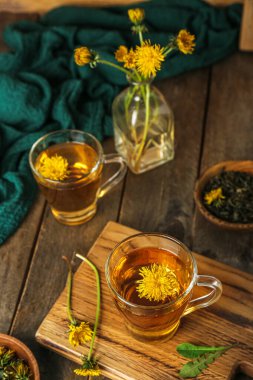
(105, 233, 222, 341)
(35, 141, 102, 221)
(29, 130, 126, 225)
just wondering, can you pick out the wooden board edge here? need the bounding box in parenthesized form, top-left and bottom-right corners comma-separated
(240, 0, 253, 51)
(35, 332, 132, 380)
(35, 332, 82, 364)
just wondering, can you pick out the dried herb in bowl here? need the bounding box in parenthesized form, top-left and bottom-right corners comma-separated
(202, 171, 253, 223)
(0, 345, 32, 379)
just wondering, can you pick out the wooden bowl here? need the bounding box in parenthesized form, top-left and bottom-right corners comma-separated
(0, 334, 40, 380)
(194, 160, 253, 231)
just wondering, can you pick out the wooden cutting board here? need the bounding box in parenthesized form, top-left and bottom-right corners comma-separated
(36, 222, 253, 380)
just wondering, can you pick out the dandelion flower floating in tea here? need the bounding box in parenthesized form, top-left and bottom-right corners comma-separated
(37, 153, 69, 181)
(136, 263, 181, 302)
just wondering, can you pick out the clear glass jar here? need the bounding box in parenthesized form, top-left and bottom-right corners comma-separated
(112, 79, 175, 174)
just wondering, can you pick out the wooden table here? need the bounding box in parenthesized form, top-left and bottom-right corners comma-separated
(0, 12, 252, 380)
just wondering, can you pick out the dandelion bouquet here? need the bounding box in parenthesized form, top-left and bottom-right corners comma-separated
(75, 8, 195, 173)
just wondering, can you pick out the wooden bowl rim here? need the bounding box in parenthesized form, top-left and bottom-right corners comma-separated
(0, 333, 40, 380)
(194, 160, 253, 231)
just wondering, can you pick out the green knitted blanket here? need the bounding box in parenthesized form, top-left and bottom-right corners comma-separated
(0, 0, 241, 244)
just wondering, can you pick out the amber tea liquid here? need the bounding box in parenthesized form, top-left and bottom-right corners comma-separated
(34, 142, 102, 224)
(111, 247, 192, 340)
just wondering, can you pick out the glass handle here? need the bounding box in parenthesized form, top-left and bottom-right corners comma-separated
(183, 275, 222, 316)
(98, 153, 127, 199)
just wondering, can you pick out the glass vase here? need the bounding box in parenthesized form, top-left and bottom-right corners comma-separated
(112, 79, 174, 174)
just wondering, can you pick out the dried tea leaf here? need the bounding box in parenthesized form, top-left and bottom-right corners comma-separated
(202, 171, 253, 223)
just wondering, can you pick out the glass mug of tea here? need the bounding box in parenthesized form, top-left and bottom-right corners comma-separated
(29, 130, 126, 225)
(105, 233, 222, 341)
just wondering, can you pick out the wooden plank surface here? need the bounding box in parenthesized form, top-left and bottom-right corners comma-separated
(192, 53, 253, 274)
(240, 0, 253, 51)
(0, 12, 44, 334)
(36, 221, 253, 380)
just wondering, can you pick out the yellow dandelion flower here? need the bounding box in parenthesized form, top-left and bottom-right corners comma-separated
(115, 45, 128, 62)
(123, 48, 136, 69)
(74, 368, 101, 376)
(135, 40, 165, 78)
(128, 8, 145, 24)
(204, 187, 225, 206)
(74, 46, 92, 66)
(136, 263, 182, 302)
(15, 362, 30, 375)
(0, 346, 6, 356)
(6, 349, 15, 359)
(37, 153, 69, 181)
(68, 322, 93, 347)
(176, 29, 195, 55)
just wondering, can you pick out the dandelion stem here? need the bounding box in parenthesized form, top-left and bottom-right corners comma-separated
(134, 83, 150, 167)
(138, 30, 144, 45)
(76, 253, 101, 361)
(163, 46, 174, 56)
(62, 256, 76, 325)
(98, 59, 133, 77)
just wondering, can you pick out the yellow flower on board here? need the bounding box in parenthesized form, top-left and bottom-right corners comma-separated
(115, 45, 128, 62)
(74, 46, 92, 66)
(128, 8, 145, 24)
(74, 368, 101, 377)
(123, 48, 136, 69)
(37, 153, 69, 181)
(68, 322, 93, 347)
(204, 187, 225, 206)
(136, 263, 181, 302)
(176, 29, 195, 54)
(135, 40, 165, 78)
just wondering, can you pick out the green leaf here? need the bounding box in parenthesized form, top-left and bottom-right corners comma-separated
(178, 347, 235, 379)
(176, 342, 233, 359)
(179, 356, 207, 378)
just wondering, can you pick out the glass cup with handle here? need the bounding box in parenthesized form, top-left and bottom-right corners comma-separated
(105, 233, 222, 342)
(29, 129, 126, 225)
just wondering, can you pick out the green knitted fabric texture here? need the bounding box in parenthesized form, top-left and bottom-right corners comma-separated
(0, 0, 241, 244)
